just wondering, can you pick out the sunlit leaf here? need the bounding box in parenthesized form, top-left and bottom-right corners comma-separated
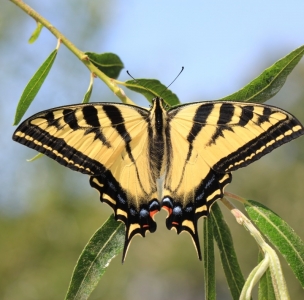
(245, 200, 304, 288)
(125, 79, 180, 107)
(221, 45, 304, 103)
(85, 52, 124, 79)
(28, 22, 43, 44)
(13, 49, 57, 125)
(203, 217, 216, 300)
(211, 203, 245, 300)
(65, 215, 124, 300)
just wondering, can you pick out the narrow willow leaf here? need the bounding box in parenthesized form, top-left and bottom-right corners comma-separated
(28, 22, 43, 44)
(85, 52, 124, 79)
(211, 203, 245, 300)
(82, 85, 93, 104)
(82, 78, 93, 104)
(241, 257, 269, 300)
(203, 217, 216, 300)
(245, 200, 304, 288)
(65, 215, 124, 300)
(26, 153, 43, 162)
(267, 251, 290, 300)
(125, 79, 180, 107)
(13, 49, 57, 125)
(257, 251, 276, 300)
(221, 45, 304, 103)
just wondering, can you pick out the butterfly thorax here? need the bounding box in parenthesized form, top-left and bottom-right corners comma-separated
(148, 98, 168, 183)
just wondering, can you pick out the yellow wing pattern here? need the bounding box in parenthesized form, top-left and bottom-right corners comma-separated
(13, 103, 161, 260)
(162, 101, 303, 258)
(13, 98, 304, 261)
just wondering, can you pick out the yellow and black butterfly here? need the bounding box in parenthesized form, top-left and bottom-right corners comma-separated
(13, 98, 304, 261)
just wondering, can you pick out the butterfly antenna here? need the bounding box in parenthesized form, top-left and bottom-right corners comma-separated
(165, 66, 184, 90)
(160, 67, 184, 109)
(127, 67, 184, 90)
(126, 70, 137, 81)
(127, 68, 184, 108)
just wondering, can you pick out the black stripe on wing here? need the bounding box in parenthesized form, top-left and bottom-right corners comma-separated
(209, 103, 235, 145)
(13, 124, 105, 175)
(63, 109, 79, 130)
(214, 117, 304, 172)
(186, 103, 214, 144)
(103, 105, 132, 143)
(238, 105, 254, 126)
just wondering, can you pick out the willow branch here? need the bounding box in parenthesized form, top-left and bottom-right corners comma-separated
(9, 0, 134, 105)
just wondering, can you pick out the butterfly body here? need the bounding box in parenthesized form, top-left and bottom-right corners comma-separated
(13, 98, 304, 261)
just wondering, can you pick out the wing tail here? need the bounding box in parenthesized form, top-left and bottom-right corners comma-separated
(162, 171, 232, 260)
(162, 197, 202, 260)
(90, 175, 160, 262)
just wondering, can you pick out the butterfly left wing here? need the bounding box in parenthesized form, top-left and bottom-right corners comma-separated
(13, 103, 161, 261)
(162, 101, 304, 259)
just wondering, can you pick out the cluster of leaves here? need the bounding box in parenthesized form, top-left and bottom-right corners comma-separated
(12, 20, 304, 300)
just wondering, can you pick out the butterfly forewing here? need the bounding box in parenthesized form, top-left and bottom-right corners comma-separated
(167, 101, 304, 174)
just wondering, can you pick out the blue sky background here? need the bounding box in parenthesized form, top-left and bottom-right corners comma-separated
(1, 0, 304, 213)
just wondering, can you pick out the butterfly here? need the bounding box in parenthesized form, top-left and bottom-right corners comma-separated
(13, 98, 304, 261)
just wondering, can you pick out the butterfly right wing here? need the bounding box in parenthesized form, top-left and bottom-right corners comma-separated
(162, 101, 303, 259)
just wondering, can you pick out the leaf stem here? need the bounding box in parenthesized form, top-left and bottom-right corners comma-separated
(9, 0, 135, 105)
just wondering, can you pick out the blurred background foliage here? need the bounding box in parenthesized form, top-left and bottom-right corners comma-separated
(1, 1, 304, 299)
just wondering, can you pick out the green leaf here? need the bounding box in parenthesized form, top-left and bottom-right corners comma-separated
(65, 215, 124, 300)
(82, 81, 93, 104)
(13, 49, 57, 125)
(85, 52, 124, 79)
(26, 153, 44, 162)
(82, 86, 93, 104)
(245, 200, 304, 288)
(211, 203, 245, 300)
(221, 45, 304, 103)
(203, 217, 216, 300)
(257, 251, 276, 300)
(28, 22, 43, 44)
(125, 79, 180, 107)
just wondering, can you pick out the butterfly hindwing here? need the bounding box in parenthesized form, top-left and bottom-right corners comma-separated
(162, 170, 232, 259)
(90, 174, 160, 260)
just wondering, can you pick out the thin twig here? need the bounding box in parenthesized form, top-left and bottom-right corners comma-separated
(9, 0, 135, 105)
